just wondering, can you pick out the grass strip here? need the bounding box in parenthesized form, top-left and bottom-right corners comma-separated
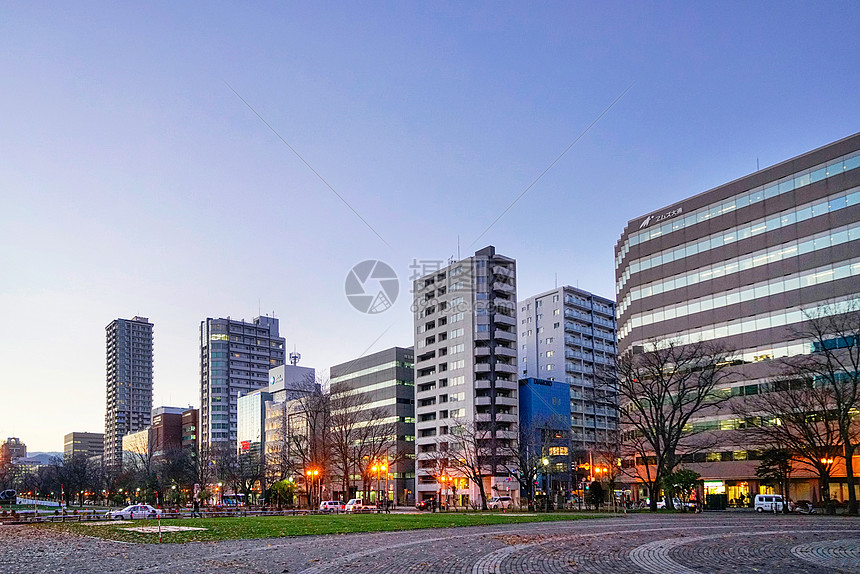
(39, 511, 613, 544)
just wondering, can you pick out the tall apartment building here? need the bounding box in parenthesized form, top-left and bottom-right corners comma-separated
(615, 133, 860, 503)
(330, 347, 415, 504)
(518, 286, 618, 451)
(104, 316, 153, 467)
(413, 246, 518, 506)
(64, 432, 104, 460)
(199, 316, 286, 453)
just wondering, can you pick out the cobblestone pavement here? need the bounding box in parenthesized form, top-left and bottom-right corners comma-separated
(2, 514, 859, 573)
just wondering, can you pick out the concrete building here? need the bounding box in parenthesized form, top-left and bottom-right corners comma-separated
(63, 432, 104, 460)
(121, 427, 150, 468)
(181, 408, 199, 452)
(151, 406, 185, 458)
(199, 315, 286, 454)
(330, 347, 415, 504)
(413, 246, 519, 507)
(104, 316, 153, 467)
(615, 133, 860, 504)
(518, 286, 618, 453)
(1, 437, 27, 462)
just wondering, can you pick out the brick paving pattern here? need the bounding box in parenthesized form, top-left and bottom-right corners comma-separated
(2, 514, 859, 573)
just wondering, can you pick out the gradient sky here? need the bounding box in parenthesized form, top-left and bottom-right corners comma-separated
(2, 1, 858, 452)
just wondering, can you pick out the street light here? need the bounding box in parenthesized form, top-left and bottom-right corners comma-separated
(306, 469, 320, 508)
(542, 458, 551, 512)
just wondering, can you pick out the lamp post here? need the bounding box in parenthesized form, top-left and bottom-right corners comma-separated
(306, 469, 319, 508)
(542, 458, 550, 512)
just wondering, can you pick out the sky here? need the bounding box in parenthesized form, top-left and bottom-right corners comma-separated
(1, 1, 858, 452)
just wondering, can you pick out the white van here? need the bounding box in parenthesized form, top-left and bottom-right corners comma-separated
(754, 494, 784, 512)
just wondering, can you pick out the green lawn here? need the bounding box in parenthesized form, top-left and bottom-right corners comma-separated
(40, 512, 612, 544)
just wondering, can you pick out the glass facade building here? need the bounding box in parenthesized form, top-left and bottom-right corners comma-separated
(199, 315, 285, 454)
(615, 132, 860, 503)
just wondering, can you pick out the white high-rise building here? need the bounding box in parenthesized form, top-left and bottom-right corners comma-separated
(413, 246, 519, 506)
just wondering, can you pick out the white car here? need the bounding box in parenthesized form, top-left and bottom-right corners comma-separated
(319, 500, 345, 512)
(488, 496, 514, 509)
(344, 499, 374, 513)
(754, 494, 785, 512)
(106, 504, 163, 519)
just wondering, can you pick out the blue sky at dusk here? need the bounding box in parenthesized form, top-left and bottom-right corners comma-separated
(1, 1, 858, 450)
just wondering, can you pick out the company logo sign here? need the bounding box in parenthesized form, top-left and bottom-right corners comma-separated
(639, 207, 683, 229)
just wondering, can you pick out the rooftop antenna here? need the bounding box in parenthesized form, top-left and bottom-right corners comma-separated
(289, 346, 301, 366)
(457, 235, 460, 260)
(757, 157, 760, 171)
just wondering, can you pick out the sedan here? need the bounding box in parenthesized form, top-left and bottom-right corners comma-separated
(106, 504, 163, 519)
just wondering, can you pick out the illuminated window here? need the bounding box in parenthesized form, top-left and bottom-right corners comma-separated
(548, 446, 568, 456)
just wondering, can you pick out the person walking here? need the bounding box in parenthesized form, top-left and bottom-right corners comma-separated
(192, 498, 201, 518)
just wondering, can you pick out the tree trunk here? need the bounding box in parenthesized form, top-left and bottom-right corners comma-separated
(843, 441, 858, 515)
(649, 484, 658, 511)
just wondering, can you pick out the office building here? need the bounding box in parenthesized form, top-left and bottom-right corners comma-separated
(330, 347, 415, 504)
(518, 286, 618, 452)
(64, 432, 104, 460)
(518, 378, 573, 503)
(181, 408, 199, 452)
(122, 427, 150, 468)
(615, 133, 860, 503)
(104, 316, 154, 467)
(413, 246, 519, 506)
(151, 406, 185, 458)
(199, 315, 286, 454)
(237, 364, 317, 456)
(1, 437, 26, 463)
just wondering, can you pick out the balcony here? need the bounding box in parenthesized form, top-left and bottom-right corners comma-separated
(494, 313, 516, 326)
(494, 330, 517, 342)
(564, 322, 592, 335)
(492, 265, 514, 278)
(492, 281, 515, 294)
(495, 346, 517, 358)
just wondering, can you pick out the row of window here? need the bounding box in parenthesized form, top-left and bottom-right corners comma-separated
(619, 222, 860, 317)
(619, 257, 860, 340)
(330, 360, 414, 384)
(643, 296, 859, 357)
(618, 186, 860, 292)
(617, 148, 860, 264)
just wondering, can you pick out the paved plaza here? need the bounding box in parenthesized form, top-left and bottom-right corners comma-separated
(2, 514, 859, 573)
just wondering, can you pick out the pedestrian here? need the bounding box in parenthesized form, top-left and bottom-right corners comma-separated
(192, 498, 200, 518)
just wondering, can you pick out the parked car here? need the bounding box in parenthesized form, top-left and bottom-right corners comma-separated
(345, 499, 374, 513)
(319, 500, 345, 512)
(106, 504, 162, 520)
(488, 496, 514, 510)
(653, 498, 694, 510)
(754, 494, 785, 513)
(415, 499, 434, 511)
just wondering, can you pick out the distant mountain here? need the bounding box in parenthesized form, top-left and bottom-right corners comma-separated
(25, 452, 63, 464)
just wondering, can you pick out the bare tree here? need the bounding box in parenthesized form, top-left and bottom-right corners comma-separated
(738, 375, 846, 507)
(289, 389, 331, 507)
(602, 340, 736, 511)
(785, 302, 860, 515)
(447, 418, 513, 510)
